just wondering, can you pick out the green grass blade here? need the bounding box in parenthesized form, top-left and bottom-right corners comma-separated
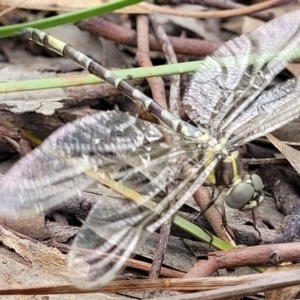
(0, 61, 200, 93)
(0, 0, 144, 38)
(173, 215, 235, 250)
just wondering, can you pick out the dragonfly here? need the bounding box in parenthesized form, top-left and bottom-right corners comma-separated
(1, 9, 300, 288)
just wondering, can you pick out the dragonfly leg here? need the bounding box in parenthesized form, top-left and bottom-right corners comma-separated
(251, 210, 261, 237)
(193, 186, 220, 220)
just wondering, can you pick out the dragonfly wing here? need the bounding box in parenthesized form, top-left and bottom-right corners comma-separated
(221, 10, 300, 135)
(0, 107, 210, 287)
(69, 196, 151, 288)
(0, 110, 187, 218)
(68, 154, 217, 288)
(228, 77, 300, 147)
(183, 33, 252, 128)
(183, 10, 300, 132)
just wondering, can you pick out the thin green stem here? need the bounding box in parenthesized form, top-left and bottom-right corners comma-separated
(0, 0, 144, 38)
(0, 61, 200, 93)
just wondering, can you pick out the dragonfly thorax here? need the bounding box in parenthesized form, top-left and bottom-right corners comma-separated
(191, 130, 264, 211)
(207, 148, 264, 211)
(201, 135, 229, 158)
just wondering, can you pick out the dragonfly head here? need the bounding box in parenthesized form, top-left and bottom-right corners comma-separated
(225, 174, 264, 210)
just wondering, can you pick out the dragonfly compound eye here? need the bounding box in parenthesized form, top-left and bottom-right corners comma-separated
(225, 174, 264, 210)
(250, 174, 264, 192)
(225, 183, 255, 210)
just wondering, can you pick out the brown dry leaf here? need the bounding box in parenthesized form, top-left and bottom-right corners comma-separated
(1, 0, 293, 18)
(0, 0, 150, 15)
(0, 0, 148, 14)
(221, 16, 245, 34)
(266, 133, 300, 175)
(222, 2, 300, 35)
(266, 1, 300, 18)
(0, 0, 147, 15)
(286, 63, 300, 77)
(0, 0, 106, 12)
(222, 16, 264, 35)
(156, 5, 222, 42)
(241, 16, 265, 34)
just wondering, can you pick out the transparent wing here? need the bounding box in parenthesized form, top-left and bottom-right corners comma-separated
(227, 77, 300, 147)
(183, 34, 252, 128)
(0, 110, 192, 218)
(183, 10, 300, 132)
(0, 108, 218, 287)
(68, 154, 218, 288)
